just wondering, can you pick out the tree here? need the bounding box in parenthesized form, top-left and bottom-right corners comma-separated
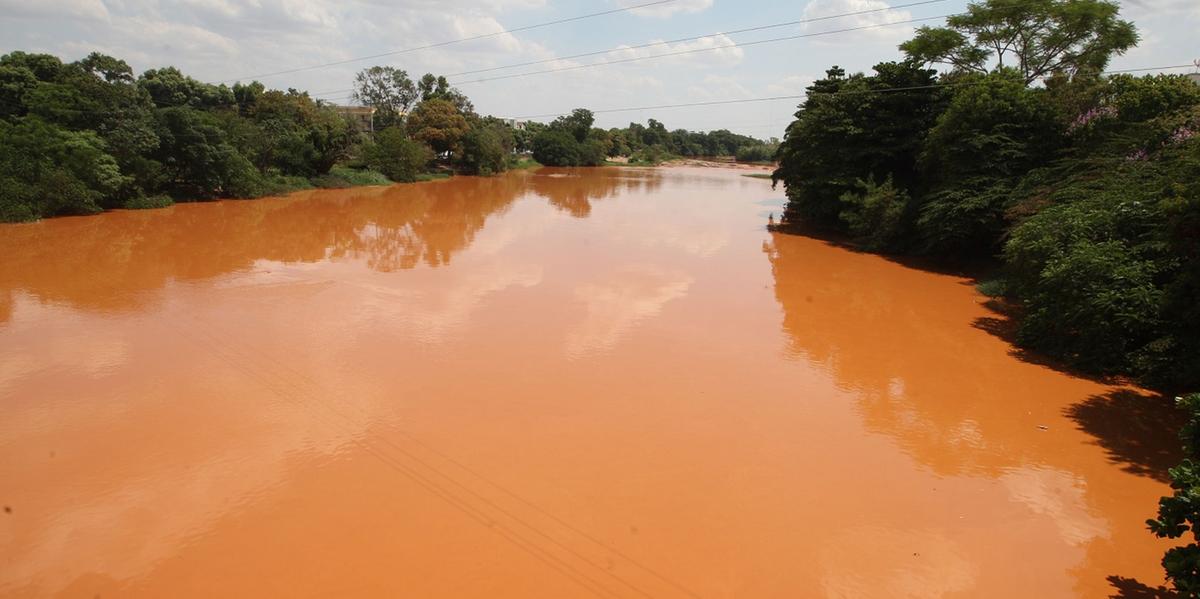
(532, 129, 581, 166)
(351, 66, 417, 129)
(138, 67, 234, 109)
(900, 0, 1138, 84)
(417, 73, 474, 114)
(1149, 394, 1200, 596)
(916, 68, 1060, 256)
(458, 126, 507, 175)
(245, 90, 352, 176)
(406, 98, 470, 157)
(772, 62, 946, 228)
(551, 108, 594, 143)
(364, 126, 433, 182)
(0, 117, 127, 219)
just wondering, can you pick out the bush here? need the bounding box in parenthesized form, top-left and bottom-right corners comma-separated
(531, 129, 580, 166)
(839, 176, 912, 252)
(916, 179, 1012, 257)
(1017, 239, 1162, 373)
(124, 194, 174, 209)
(735, 144, 778, 163)
(458, 126, 507, 175)
(312, 166, 391, 188)
(364, 127, 433, 182)
(629, 144, 672, 165)
(0, 117, 126, 220)
(1148, 394, 1200, 596)
(579, 139, 607, 166)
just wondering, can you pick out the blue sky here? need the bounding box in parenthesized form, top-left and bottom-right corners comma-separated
(1, 0, 1196, 138)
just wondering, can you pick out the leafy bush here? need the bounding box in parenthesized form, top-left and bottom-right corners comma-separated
(364, 127, 434, 182)
(839, 176, 912, 252)
(532, 129, 581, 166)
(629, 144, 672, 165)
(579, 139, 607, 166)
(312, 166, 391, 188)
(458, 126, 508, 175)
(0, 117, 126, 220)
(124, 194, 174, 209)
(1149, 394, 1200, 595)
(735, 144, 778, 163)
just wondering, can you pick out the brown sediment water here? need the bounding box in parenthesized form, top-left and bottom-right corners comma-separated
(0, 167, 1181, 598)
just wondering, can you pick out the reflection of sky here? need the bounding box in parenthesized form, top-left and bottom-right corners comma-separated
(0, 167, 1178, 598)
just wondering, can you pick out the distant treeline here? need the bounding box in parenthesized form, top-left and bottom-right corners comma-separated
(516, 110, 775, 167)
(0, 53, 771, 223)
(772, 0, 1198, 393)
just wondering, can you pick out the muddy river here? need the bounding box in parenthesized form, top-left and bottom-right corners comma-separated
(0, 167, 1180, 597)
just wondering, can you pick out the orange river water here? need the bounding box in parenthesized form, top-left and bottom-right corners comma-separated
(0, 167, 1183, 598)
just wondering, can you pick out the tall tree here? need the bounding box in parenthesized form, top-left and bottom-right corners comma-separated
(406, 98, 470, 156)
(352, 66, 418, 129)
(900, 0, 1137, 83)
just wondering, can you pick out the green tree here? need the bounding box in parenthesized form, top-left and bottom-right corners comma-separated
(138, 67, 234, 109)
(0, 117, 127, 219)
(417, 73, 474, 114)
(900, 0, 1137, 84)
(352, 66, 417, 129)
(364, 126, 433, 182)
(406, 98, 470, 157)
(458, 125, 508, 175)
(551, 108, 595, 143)
(532, 129, 581, 166)
(916, 69, 1060, 256)
(773, 62, 946, 228)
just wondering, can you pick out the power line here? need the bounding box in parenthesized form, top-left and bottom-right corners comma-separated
(455, 15, 951, 86)
(307, 0, 951, 100)
(213, 0, 679, 84)
(311, 14, 953, 104)
(500, 63, 1198, 120)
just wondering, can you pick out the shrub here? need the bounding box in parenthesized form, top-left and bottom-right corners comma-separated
(839, 176, 912, 252)
(735, 144, 778, 163)
(531, 129, 581, 166)
(364, 127, 433, 182)
(124, 194, 174, 209)
(312, 166, 391, 188)
(458, 126, 508, 175)
(1149, 394, 1200, 596)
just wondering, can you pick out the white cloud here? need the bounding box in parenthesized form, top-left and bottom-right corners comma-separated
(607, 33, 744, 68)
(801, 0, 915, 44)
(615, 0, 713, 18)
(565, 265, 692, 359)
(0, 0, 110, 22)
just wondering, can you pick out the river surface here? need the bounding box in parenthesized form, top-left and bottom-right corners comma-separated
(0, 167, 1181, 598)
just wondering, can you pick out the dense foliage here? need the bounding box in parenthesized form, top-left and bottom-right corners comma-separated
(772, 0, 1199, 394)
(1, 51, 773, 221)
(1149, 394, 1200, 595)
(0, 50, 363, 220)
(527, 108, 775, 167)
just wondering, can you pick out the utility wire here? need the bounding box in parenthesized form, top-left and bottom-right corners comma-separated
(213, 0, 679, 84)
(307, 0, 951, 99)
(500, 63, 1198, 120)
(311, 14, 952, 104)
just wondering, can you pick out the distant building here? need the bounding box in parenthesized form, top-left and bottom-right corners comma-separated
(1188, 73, 1200, 86)
(502, 118, 529, 131)
(334, 106, 376, 134)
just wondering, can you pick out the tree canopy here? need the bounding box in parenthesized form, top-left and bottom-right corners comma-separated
(900, 0, 1137, 83)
